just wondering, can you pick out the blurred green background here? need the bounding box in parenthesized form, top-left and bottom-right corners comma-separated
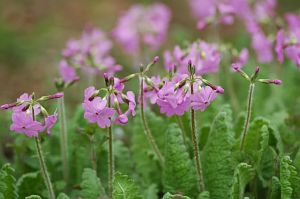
(0, 0, 300, 103)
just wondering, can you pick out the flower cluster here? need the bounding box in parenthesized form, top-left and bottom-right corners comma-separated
(112, 3, 171, 54)
(144, 61, 224, 117)
(59, 27, 122, 84)
(0, 93, 63, 137)
(82, 74, 136, 128)
(275, 13, 300, 68)
(164, 41, 221, 75)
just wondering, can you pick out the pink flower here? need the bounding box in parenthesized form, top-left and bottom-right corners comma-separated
(84, 86, 98, 101)
(164, 41, 221, 75)
(82, 97, 115, 128)
(191, 86, 217, 111)
(44, 112, 58, 134)
(156, 81, 190, 117)
(275, 29, 285, 64)
(251, 31, 273, 63)
(10, 112, 44, 137)
(59, 60, 79, 83)
(112, 3, 171, 54)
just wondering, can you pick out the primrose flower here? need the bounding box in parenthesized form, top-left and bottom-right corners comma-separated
(164, 41, 221, 75)
(275, 14, 300, 68)
(191, 86, 217, 111)
(112, 3, 171, 54)
(59, 27, 121, 85)
(83, 97, 115, 128)
(1, 93, 62, 137)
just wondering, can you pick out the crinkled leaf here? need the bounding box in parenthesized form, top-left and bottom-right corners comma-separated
(16, 172, 44, 199)
(57, 193, 70, 199)
(163, 123, 197, 197)
(270, 176, 280, 199)
(162, 192, 191, 199)
(230, 163, 255, 199)
(25, 195, 42, 199)
(197, 191, 210, 199)
(0, 164, 18, 199)
(80, 168, 106, 199)
(113, 172, 143, 199)
(203, 108, 235, 199)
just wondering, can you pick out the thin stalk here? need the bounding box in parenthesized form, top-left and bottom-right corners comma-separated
(140, 76, 164, 168)
(190, 81, 205, 192)
(175, 115, 186, 145)
(240, 83, 255, 151)
(32, 107, 55, 199)
(90, 134, 97, 171)
(58, 95, 69, 182)
(107, 96, 114, 198)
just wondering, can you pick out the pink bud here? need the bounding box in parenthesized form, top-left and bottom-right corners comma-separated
(103, 73, 109, 81)
(231, 63, 241, 71)
(215, 86, 225, 94)
(48, 92, 64, 99)
(0, 103, 16, 110)
(270, 79, 282, 85)
(153, 56, 159, 64)
(188, 59, 192, 66)
(255, 66, 260, 74)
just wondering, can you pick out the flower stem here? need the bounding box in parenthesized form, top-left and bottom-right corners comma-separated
(31, 107, 55, 199)
(107, 96, 114, 198)
(58, 95, 69, 182)
(89, 134, 97, 171)
(190, 81, 205, 192)
(140, 76, 164, 168)
(34, 137, 56, 199)
(240, 83, 255, 151)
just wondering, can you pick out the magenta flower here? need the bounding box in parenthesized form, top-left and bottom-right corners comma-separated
(112, 3, 171, 54)
(59, 60, 79, 83)
(44, 112, 58, 134)
(191, 86, 217, 111)
(156, 81, 190, 117)
(82, 97, 115, 128)
(60, 27, 121, 83)
(10, 112, 44, 137)
(164, 41, 221, 75)
(251, 31, 273, 63)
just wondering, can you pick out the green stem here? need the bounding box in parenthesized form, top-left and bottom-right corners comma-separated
(32, 107, 55, 199)
(107, 96, 114, 198)
(240, 83, 255, 151)
(175, 115, 187, 145)
(35, 137, 56, 199)
(140, 76, 164, 168)
(190, 81, 205, 192)
(58, 95, 69, 182)
(90, 134, 97, 171)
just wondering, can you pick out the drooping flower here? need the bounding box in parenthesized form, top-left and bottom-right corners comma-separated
(44, 112, 58, 135)
(112, 3, 171, 54)
(191, 86, 217, 111)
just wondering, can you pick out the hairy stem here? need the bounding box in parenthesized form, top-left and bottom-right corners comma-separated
(190, 81, 205, 192)
(240, 83, 255, 151)
(32, 107, 55, 199)
(107, 96, 114, 198)
(140, 76, 164, 168)
(58, 95, 69, 182)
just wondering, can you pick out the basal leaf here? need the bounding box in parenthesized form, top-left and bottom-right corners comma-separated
(0, 163, 18, 199)
(80, 168, 106, 199)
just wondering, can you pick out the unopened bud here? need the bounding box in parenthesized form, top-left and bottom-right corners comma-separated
(0, 103, 17, 110)
(48, 92, 64, 99)
(257, 79, 282, 85)
(153, 56, 159, 64)
(215, 86, 224, 94)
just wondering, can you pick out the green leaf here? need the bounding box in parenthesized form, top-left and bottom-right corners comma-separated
(80, 168, 106, 199)
(270, 176, 280, 199)
(16, 172, 44, 199)
(163, 123, 197, 197)
(143, 184, 158, 199)
(230, 163, 255, 199)
(131, 110, 167, 184)
(202, 108, 235, 199)
(280, 156, 300, 199)
(57, 193, 70, 199)
(0, 163, 18, 199)
(197, 191, 210, 199)
(162, 192, 191, 199)
(112, 172, 143, 199)
(25, 195, 42, 199)
(243, 117, 270, 158)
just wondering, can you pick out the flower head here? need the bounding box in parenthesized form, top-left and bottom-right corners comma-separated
(191, 86, 217, 111)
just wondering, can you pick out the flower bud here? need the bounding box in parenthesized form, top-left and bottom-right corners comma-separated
(257, 79, 282, 85)
(0, 103, 17, 110)
(215, 86, 225, 94)
(153, 56, 159, 64)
